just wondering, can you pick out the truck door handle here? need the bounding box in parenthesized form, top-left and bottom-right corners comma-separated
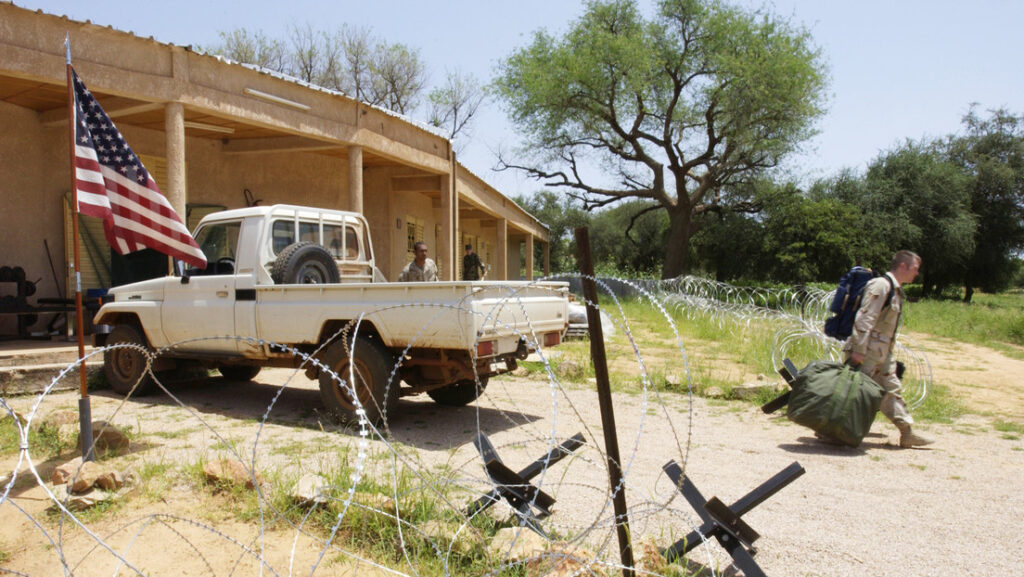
(216, 290, 229, 298)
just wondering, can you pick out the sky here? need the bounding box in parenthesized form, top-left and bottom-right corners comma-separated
(17, 0, 1024, 196)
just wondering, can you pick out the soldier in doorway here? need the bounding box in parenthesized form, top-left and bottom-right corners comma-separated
(463, 244, 486, 281)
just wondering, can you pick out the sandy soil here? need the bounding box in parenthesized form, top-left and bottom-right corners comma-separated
(2, 336, 1023, 576)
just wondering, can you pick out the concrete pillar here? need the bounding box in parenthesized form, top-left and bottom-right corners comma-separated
(544, 242, 551, 276)
(525, 235, 534, 281)
(440, 174, 454, 281)
(164, 102, 186, 218)
(496, 218, 507, 281)
(348, 145, 363, 214)
(450, 152, 459, 280)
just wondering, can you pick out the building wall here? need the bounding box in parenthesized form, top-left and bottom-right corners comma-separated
(0, 103, 64, 333)
(186, 144, 349, 211)
(361, 166, 392, 279)
(0, 103, 65, 297)
(390, 190, 436, 279)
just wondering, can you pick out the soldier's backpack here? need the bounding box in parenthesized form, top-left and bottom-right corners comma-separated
(823, 267, 893, 341)
(785, 361, 885, 447)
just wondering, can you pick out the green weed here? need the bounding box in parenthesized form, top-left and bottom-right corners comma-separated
(137, 461, 175, 502)
(0, 418, 77, 460)
(912, 384, 966, 424)
(993, 420, 1024, 434)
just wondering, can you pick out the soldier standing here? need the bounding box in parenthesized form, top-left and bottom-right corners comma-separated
(398, 241, 438, 282)
(462, 244, 486, 281)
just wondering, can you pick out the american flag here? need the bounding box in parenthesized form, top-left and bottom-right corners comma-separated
(72, 68, 207, 268)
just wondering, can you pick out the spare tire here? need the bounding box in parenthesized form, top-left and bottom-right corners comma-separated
(271, 242, 340, 284)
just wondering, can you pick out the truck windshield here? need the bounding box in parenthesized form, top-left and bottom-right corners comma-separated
(192, 221, 241, 273)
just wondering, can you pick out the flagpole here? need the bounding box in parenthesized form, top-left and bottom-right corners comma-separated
(66, 34, 94, 462)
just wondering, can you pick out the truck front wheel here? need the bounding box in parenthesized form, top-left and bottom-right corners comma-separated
(104, 324, 157, 396)
(427, 377, 489, 406)
(318, 337, 398, 424)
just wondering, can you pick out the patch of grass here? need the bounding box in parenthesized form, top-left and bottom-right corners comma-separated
(912, 383, 966, 424)
(137, 461, 175, 502)
(0, 418, 77, 460)
(993, 420, 1024, 434)
(147, 427, 203, 440)
(213, 453, 512, 577)
(903, 290, 1024, 353)
(73, 492, 123, 523)
(0, 417, 21, 457)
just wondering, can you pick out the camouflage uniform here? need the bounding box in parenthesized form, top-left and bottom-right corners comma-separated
(398, 258, 438, 282)
(842, 272, 913, 425)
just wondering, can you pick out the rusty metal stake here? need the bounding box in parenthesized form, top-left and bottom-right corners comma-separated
(574, 227, 634, 577)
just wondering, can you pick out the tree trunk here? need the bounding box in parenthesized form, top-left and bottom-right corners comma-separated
(661, 207, 691, 279)
(963, 285, 974, 304)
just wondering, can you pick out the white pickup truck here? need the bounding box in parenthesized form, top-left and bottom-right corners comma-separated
(93, 204, 570, 423)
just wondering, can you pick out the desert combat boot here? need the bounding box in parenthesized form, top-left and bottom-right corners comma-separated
(896, 422, 934, 448)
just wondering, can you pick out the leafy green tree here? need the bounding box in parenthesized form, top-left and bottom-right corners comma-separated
(760, 183, 867, 282)
(428, 69, 487, 153)
(201, 28, 287, 71)
(367, 42, 426, 115)
(493, 0, 827, 279)
(864, 142, 975, 296)
(689, 209, 765, 281)
(945, 108, 1024, 301)
(205, 25, 479, 138)
(806, 171, 899, 272)
(589, 200, 669, 275)
(512, 191, 590, 273)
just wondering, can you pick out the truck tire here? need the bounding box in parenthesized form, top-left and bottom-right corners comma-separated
(319, 337, 399, 424)
(271, 242, 340, 284)
(104, 324, 157, 396)
(427, 377, 489, 406)
(218, 365, 262, 381)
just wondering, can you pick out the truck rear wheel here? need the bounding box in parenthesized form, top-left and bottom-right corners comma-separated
(318, 337, 398, 424)
(427, 377, 489, 406)
(218, 365, 262, 381)
(271, 242, 340, 284)
(104, 324, 157, 396)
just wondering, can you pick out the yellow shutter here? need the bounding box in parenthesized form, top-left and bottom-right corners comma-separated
(63, 193, 111, 294)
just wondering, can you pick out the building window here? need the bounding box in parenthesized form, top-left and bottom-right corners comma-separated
(406, 216, 424, 262)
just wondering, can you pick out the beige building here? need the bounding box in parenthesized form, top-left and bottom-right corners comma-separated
(0, 4, 551, 334)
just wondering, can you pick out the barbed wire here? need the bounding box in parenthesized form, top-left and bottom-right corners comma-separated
(0, 275, 930, 575)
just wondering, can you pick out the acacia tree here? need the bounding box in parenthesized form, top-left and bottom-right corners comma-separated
(205, 25, 482, 140)
(494, 0, 827, 278)
(429, 69, 487, 153)
(946, 108, 1024, 301)
(204, 28, 287, 72)
(864, 142, 975, 296)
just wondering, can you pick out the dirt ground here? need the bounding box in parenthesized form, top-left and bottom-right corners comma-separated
(2, 333, 1023, 576)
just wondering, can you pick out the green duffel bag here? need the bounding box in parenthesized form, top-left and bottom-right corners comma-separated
(786, 361, 885, 447)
